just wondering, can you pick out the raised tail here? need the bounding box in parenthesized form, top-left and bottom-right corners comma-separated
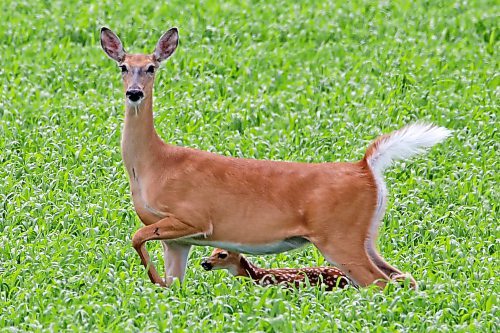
(364, 123, 451, 174)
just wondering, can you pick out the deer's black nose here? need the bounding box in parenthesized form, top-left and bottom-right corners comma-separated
(201, 260, 213, 271)
(126, 89, 144, 102)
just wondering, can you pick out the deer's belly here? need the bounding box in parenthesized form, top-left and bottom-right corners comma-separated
(173, 236, 310, 255)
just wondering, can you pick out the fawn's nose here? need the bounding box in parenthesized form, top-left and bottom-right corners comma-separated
(126, 89, 144, 102)
(201, 260, 213, 271)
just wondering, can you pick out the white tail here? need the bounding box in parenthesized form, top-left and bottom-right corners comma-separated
(365, 123, 452, 175)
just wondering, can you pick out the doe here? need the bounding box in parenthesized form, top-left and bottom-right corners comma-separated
(100, 27, 450, 289)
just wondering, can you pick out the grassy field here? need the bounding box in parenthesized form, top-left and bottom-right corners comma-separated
(0, 0, 498, 331)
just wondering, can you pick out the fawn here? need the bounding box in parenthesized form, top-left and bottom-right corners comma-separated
(202, 248, 351, 290)
(100, 27, 450, 288)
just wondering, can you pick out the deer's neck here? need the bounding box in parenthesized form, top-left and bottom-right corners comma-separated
(237, 257, 263, 280)
(121, 95, 164, 169)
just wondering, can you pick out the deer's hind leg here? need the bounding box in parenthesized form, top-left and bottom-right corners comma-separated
(312, 235, 390, 288)
(365, 166, 418, 288)
(366, 240, 418, 289)
(308, 201, 391, 288)
(365, 183, 418, 288)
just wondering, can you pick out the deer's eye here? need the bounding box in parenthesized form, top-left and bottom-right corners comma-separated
(146, 65, 156, 74)
(218, 253, 228, 259)
(119, 65, 128, 73)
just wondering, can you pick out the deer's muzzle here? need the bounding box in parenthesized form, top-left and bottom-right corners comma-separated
(201, 260, 213, 271)
(126, 89, 144, 102)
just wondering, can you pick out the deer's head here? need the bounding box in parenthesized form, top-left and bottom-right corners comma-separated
(201, 248, 243, 275)
(100, 27, 178, 107)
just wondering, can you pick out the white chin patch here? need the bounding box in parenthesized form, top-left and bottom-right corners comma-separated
(126, 99, 143, 107)
(126, 99, 144, 115)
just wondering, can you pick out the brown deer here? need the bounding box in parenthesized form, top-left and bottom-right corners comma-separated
(99, 27, 450, 289)
(202, 248, 351, 290)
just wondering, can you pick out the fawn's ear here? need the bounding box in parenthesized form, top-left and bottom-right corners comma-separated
(153, 27, 179, 63)
(100, 27, 126, 62)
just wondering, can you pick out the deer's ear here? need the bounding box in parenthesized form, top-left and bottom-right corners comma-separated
(100, 27, 126, 62)
(153, 28, 178, 63)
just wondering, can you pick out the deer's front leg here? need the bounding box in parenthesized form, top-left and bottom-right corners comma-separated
(131, 215, 201, 287)
(161, 241, 191, 286)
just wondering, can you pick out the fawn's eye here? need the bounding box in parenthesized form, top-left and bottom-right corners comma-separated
(119, 65, 128, 73)
(146, 65, 155, 74)
(218, 253, 228, 259)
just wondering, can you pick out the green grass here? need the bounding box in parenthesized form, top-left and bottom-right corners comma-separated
(0, 0, 498, 331)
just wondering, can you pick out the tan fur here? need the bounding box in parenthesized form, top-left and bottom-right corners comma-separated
(100, 27, 421, 289)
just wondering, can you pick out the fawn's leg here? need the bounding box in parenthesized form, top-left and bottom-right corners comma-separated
(132, 215, 202, 287)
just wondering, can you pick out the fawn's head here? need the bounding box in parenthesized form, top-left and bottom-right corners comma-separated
(201, 248, 242, 274)
(100, 27, 178, 107)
